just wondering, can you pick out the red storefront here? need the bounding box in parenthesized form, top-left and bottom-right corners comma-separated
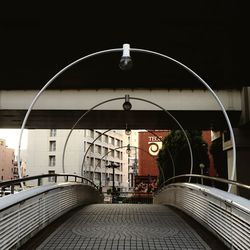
(138, 130, 215, 178)
(138, 130, 170, 177)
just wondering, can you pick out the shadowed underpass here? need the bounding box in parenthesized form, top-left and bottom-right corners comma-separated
(19, 204, 228, 250)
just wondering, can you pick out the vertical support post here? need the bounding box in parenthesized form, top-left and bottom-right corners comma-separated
(11, 184, 14, 194)
(38, 178, 42, 186)
(112, 165, 115, 193)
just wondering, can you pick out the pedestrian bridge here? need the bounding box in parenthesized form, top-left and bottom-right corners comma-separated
(0, 174, 249, 249)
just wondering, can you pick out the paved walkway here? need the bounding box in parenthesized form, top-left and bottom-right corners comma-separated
(34, 204, 222, 249)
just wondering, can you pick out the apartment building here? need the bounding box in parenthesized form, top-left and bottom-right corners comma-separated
(0, 139, 15, 181)
(25, 129, 129, 191)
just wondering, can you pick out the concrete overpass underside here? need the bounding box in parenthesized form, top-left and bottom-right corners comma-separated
(0, 109, 241, 130)
(0, 89, 242, 129)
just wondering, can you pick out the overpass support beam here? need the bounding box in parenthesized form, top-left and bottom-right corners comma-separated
(224, 127, 250, 199)
(240, 86, 250, 127)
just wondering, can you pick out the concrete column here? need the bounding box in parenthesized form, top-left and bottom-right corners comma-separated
(234, 128, 250, 199)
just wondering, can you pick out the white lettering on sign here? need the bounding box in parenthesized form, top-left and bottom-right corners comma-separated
(148, 136, 163, 142)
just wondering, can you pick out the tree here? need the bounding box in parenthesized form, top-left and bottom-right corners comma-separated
(157, 130, 209, 186)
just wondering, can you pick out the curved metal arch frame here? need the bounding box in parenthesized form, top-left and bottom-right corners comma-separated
(81, 129, 175, 180)
(80, 129, 175, 180)
(17, 45, 236, 193)
(61, 98, 122, 173)
(81, 129, 111, 176)
(61, 96, 192, 180)
(91, 145, 165, 185)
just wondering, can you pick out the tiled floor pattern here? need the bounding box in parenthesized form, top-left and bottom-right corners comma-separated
(37, 204, 212, 249)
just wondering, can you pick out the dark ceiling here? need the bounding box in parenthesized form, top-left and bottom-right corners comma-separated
(1, 2, 249, 91)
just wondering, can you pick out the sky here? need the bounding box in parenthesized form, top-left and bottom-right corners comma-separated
(0, 129, 28, 154)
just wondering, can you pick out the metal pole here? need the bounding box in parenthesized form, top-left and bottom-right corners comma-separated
(112, 165, 115, 193)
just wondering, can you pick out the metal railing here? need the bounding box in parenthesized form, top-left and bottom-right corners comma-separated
(156, 174, 250, 194)
(103, 191, 153, 204)
(0, 173, 103, 250)
(0, 173, 99, 196)
(154, 174, 250, 250)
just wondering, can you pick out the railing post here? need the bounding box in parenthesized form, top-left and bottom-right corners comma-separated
(11, 184, 14, 194)
(38, 178, 42, 186)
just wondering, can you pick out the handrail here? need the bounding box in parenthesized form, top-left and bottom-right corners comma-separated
(154, 178, 250, 250)
(0, 173, 99, 194)
(159, 174, 250, 191)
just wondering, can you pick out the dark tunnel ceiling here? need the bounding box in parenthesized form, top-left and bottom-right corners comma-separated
(0, 2, 249, 90)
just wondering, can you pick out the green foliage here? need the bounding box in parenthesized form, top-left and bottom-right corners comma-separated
(157, 130, 209, 186)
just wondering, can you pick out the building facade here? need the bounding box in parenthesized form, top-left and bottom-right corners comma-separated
(24, 129, 129, 191)
(0, 139, 15, 181)
(138, 130, 170, 177)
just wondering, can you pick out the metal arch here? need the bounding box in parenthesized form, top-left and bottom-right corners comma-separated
(92, 145, 166, 185)
(61, 97, 123, 174)
(17, 48, 123, 179)
(80, 129, 175, 180)
(61, 97, 192, 179)
(130, 97, 193, 181)
(129, 47, 236, 192)
(80, 129, 111, 176)
(17, 44, 235, 192)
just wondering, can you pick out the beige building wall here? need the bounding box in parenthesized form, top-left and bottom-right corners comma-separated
(24, 129, 129, 191)
(0, 139, 15, 181)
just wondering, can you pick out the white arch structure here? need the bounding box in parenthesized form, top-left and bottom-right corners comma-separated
(17, 44, 236, 192)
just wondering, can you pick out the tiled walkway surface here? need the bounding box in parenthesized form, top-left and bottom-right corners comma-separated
(36, 204, 213, 249)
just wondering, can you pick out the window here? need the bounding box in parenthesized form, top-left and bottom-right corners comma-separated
(110, 149, 114, 158)
(48, 170, 55, 182)
(115, 150, 120, 159)
(95, 172, 101, 181)
(90, 130, 94, 138)
(86, 130, 94, 138)
(104, 147, 108, 155)
(102, 159, 106, 166)
(90, 157, 94, 166)
(115, 174, 119, 182)
(49, 156, 56, 166)
(95, 145, 102, 154)
(49, 141, 56, 151)
(109, 137, 115, 145)
(116, 139, 120, 147)
(96, 131, 102, 141)
(104, 135, 108, 143)
(96, 159, 101, 168)
(50, 129, 57, 137)
(87, 143, 94, 153)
